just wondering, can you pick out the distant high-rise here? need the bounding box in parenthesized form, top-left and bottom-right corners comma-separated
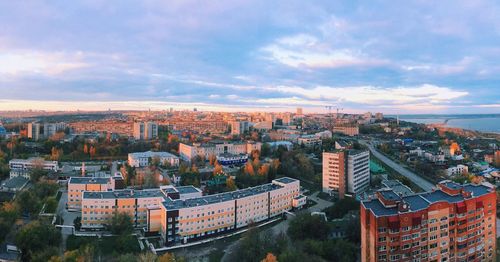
(133, 122, 158, 140)
(27, 122, 41, 140)
(229, 121, 249, 135)
(322, 150, 370, 199)
(296, 107, 303, 115)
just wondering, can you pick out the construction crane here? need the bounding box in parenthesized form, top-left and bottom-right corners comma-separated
(324, 106, 334, 130)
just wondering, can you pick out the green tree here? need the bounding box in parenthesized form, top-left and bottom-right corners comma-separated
(288, 213, 329, 241)
(323, 197, 360, 219)
(15, 221, 61, 261)
(109, 211, 133, 235)
(73, 216, 82, 231)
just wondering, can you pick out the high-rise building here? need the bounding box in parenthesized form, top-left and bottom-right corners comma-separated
(27, 122, 41, 140)
(322, 150, 370, 199)
(361, 180, 497, 262)
(375, 112, 384, 120)
(43, 122, 66, 138)
(133, 122, 158, 140)
(296, 107, 303, 115)
(229, 121, 249, 135)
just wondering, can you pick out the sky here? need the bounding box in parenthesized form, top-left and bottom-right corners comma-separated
(0, 0, 500, 114)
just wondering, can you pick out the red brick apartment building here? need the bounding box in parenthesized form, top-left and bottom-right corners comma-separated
(361, 180, 497, 262)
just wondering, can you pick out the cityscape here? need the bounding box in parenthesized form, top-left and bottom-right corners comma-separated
(0, 1, 500, 262)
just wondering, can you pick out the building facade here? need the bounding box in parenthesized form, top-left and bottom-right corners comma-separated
(333, 125, 359, 136)
(133, 122, 158, 140)
(322, 150, 370, 199)
(9, 158, 58, 179)
(361, 181, 497, 262)
(68, 177, 114, 210)
(179, 141, 261, 161)
(159, 177, 302, 246)
(128, 151, 180, 167)
(229, 121, 249, 135)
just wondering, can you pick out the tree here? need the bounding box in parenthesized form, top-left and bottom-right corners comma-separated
(29, 168, 49, 182)
(158, 253, 185, 262)
(323, 197, 360, 220)
(109, 211, 133, 235)
(261, 253, 277, 262)
(16, 221, 61, 261)
(288, 213, 329, 241)
(73, 216, 82, 231)
(226, 176, 237, 191)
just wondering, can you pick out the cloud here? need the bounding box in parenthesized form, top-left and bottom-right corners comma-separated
(0, 51, 88, 76)
(272, 84, 468, 105)
(260, 34, 385, 69)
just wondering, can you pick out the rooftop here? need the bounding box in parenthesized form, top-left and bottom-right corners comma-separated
(69, 177, 110, 184)
(128, 151, 179, 158)
(362, 182, 494, 217)
(83, 189, 165, 199)
(176, 185, 202, 194)
(162, 177, 297, 210)
(2, 176, 29, 189)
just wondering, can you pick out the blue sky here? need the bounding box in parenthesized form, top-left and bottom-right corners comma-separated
(0, 0, 499, 113)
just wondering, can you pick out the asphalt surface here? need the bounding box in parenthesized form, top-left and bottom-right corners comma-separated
(360, 140, 435, 191)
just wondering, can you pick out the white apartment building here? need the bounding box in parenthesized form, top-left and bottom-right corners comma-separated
(179, 141, 261, 161)
(447, 164, 469, 176)
(229, 121, 249, 135)
(9, 158, 58, 179)
(346, 150, 370, 194)
(128, 151, 180, 167)
(322, 150, 370, 199)
(133, 122, 158, 140)
(160, 177, 302, 246)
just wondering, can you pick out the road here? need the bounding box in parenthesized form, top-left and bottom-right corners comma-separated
(360, 140, 435, 191)
(56, 191, 78, 252)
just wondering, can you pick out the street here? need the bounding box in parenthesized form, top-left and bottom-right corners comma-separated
(360, 140, 435, 191)
(56, 190, 78, 252)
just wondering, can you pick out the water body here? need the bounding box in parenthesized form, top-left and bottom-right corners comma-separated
(391, 114, 500, 134)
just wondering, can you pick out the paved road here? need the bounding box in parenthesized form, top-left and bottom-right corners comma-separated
(360, 140, 435, 192)
(56, 191, 78, 252)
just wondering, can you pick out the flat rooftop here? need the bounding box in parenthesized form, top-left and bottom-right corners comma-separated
(83, 189, 166, 199)
(176, 185, 201, 194)
(163, 177, 297, 210)
(274, 177, 297, 184)
(362, 182, 493, 217)
(69, 177, 110, 184)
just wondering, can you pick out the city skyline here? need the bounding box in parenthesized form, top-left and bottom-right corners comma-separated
(1, 1, 500, 113)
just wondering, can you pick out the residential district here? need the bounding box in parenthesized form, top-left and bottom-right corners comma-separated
(0, 109, 498, 261)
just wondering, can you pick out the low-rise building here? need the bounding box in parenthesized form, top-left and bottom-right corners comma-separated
(297, 135, 322, 147)
(447, 164, 469, 176)
(179, 141, 261, 161)
(68, 177, 114, 210)
(9, 158, 58, 179)
(333, 125, 359, 136)
(128, 151, 180, 167)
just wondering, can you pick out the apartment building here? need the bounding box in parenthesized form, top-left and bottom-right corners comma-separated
(159, 177, 303, 246)
(78, 177, 303, 244)
(9, 157, 58, 179)
(179, 141, 261, 161)
(229, 121, 249, 135)
(361, 180, 497, 262)
(447, 164, 469, 177)
(67, 177, 114, 210)
(128, 151, 180, 167)
(333, 125, 359, 136)
(27, 122, 66, 140)
(297, 135, 322, 147)
(133, 122, 158, 140)
(81, 189, 166, 229)
(322, 150, 370, 199)
(27, 122, 41, 140)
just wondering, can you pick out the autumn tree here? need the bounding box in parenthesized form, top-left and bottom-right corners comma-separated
(261, 253, 278, 262)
